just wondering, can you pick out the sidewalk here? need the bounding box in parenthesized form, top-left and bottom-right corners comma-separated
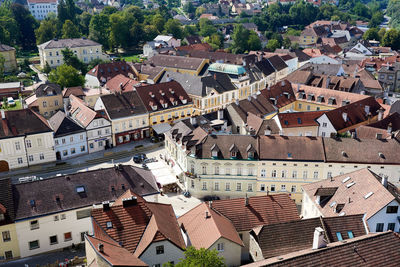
(0, 140, 164, 181)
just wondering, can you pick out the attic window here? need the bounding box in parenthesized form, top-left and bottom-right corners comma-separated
(30, 199, 36, 208)
(364, 192, 374, 199)
(307, 94, 315, 101)
(212, 150, 218, 158)
(342, 100, 350, 106)
(106, 221, 113, 229)
(76, 186, 85, 194)
(284, 120, 289, 125)
(341, 151, 348, 157)
(328, 97, 336, 105)
(287, 153, 292, 158)
(317, 95, 324, 103)
(378, 152, 385, 159)
(297, 118, 302, 124)
(231, 151, 237, 158)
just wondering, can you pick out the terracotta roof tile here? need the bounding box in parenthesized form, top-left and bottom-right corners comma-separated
(278, 111, 326, 128)
(209, 194, 299, 232)
(86, 235, 147, 266)
(63, 86, 85, 98)
(87, 61, 134, 83)
(244, 232, 400, 267)
(105, 74, 140, 93)
(260, 80, 296, 108)
(178, 203, 243, 249)
(146, 54, 206, 71)
(255, 214, 367, 259)
(302, 168, 400, 220)
(69, 95, 98, 128)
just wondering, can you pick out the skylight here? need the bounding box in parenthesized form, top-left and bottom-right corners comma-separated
(342, 176, 351, 183)
(364, 192, 374, 199)
(346, 182, 355, 188)
(330, 201, 337, 207)
(106, 221, 113, 229)
(76, 186, 85, 193)
(339, 211, 346, 216)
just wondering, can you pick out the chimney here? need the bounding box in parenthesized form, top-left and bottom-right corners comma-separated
(387, 123, 392, 133)
(325, 77, 331, 89)
(205, 211, 209, 219)
(245, 194, 249, 206)
(102, 201, 110, 211)
(122, 196, 138, 208)
(217, 109, 223, 120)
(351, 132, 356, 139)
(209, 201, 212, 208)
(1, 110, 5, 119)
(98, 243, 104, 253)
(382, 175, 388, 188)
(378, 108, 384, 121)
(342, 112, 348, 122)
(312, 227, 327, 249)
(190, 116, 197, 126)
(364, 105, 370, 114)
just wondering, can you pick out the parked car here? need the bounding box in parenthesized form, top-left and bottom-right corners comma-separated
(7, 97, 15, 107)
(133, 153, 147, 163)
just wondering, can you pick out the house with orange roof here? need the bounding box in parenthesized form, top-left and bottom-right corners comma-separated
(302, 168, 400, 233)
(85, 61, 135, 88)
(178, 202, 243, 266)
(90, 190, 185, 267)
(275, 111, 327, 136)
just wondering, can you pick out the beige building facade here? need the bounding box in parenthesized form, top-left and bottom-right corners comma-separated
(0, 44, 17, 73)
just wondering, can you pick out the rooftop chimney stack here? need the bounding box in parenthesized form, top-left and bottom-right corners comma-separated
(245, 194, 249, 206)
(382, 175, 388, 188)
(312, 227, 327, 250)
(98, 243, 104, 253)
(205, 211, 209, 219)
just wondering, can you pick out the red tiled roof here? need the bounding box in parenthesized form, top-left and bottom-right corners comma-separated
(244, 232, 400, 267)
(87, 61, 134, 82)
(69, 95, 98, 128)
(176, 43, 212, 52)
(209, 194, 300, 232)
(105, 74, 140, 93)
(278, 111, 326, 128)
(178, 203, 243, 249)
(63, 86, 85, 98)
(86, 235, 147, 267)
(91, 190, 185, 255)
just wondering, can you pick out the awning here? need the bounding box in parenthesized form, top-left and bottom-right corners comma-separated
(152, 123, 171, 134)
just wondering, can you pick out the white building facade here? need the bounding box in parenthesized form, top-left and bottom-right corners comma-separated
(86, 117, 112, 153)
(27, 0, 58, 20)
(54, 131, 87, 160)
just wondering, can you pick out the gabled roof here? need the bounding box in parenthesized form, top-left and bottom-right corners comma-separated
(278, 111, 326, 128)
(159, 71, 203, 97)
(86, 235, 148, 267)
(254, 214, 367, 259)
(100, 91, 148, 120)
(87, 61, 134, 82)
(13, 165, 159, 220)
(48, 111, 85, 137)
(0, 44, 15, 52)
(323, 97, 383, 131)
(105, 74, 140, 93)
(228, 94, 276, 121)
(201, 73, 236, 94)
(69, 95, 98, 128)
(184, 35, 202, 45)
(91, 190, 184, 255)
(35, 83, 62, 97)
(209, 195, 300, 232)
(135, 81, 192, 112)
(254, 59, 275, 76)
(259, 136, 325, 161)
(244, 232, 400, 267)
(178, 203, 243, 249)
(62, 86, 85, 98)
(302, 168, 400, 220)
(0, 109, 53, 138)
(267, 55, 288, 71)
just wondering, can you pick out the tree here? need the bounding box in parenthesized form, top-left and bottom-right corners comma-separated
(164, 19, 183, 39)
(35, 19, 58, 45)
(43, 61, 51, 74)
(382, 29, 400, 50)
(231, 24, 250, 53)
(62, 48, 87, 73)
(199, 18, 217, 37)
(89, 14, 111, 49)
(283, 37, 291, 49)
(183, 2, 195, 14)
(48, 64, 85, 87)
(144, 25, 158, 41)
(248, 31, 261, 51)
(78, 12, 92, 36)
(266, 39, 280, 52)
(195, 7, 206, 18)
(378, 28, 386, 42)
(363, 28, 379, 41)
(0, 54, 5, 81)
(369, 11, 384, 28)
(152, 14, 165, 33)
(11, 3, 38, 49)
(58, 0, 80, 24)
(172, 247, 226, 267)
(62, 19, 81, 39)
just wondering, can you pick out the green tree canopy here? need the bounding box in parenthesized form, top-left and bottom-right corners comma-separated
(48, 64, 85, 87)
(172, 247, 226, 267)
(164, 19, 183, 39)
(363, 28, 380, 41)
(61, 19, 81, 39)
(61, 48, 86, 73)
(382, 28, 400, 50)
(266, 39, 281, 52)
(35, 19, 58, 45)
(89, 14, 111, 49)
(11, 3, 38, 49)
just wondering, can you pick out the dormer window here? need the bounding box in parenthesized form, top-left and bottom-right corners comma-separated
(317, 95, 324, 103)
(231, 151, 237, 158)
(247, 144, 256, 159)
(230, 144, 239, 159)
(211, 144, 220, 159)
(328, 97, 336, 105)
(307, 94, 315, 101)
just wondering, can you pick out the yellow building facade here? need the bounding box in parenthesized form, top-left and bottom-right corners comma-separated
(0, 223, 20, 261)
(0, 45, 17, 73)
